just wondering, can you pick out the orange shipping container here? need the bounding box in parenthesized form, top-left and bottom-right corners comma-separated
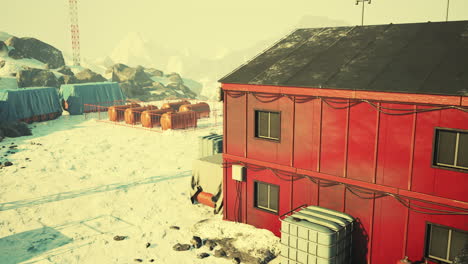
(141, 108, 174, 128)
(124, 105, 158, 125)
(108, 104, 141, 122)
(179, 102, 210, 118)
(160, 111, 197, 130)
(161, 100, 191, 112)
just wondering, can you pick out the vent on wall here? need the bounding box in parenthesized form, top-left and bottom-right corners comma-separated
(232, 165, 245, 181)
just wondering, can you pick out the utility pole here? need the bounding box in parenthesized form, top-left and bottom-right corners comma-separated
(356, 0, 372, 26)
(446, 0, 450, 21)
(69, 0, 81, 66)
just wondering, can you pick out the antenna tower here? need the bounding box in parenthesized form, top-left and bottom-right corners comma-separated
(356, 0, 371, 26)
(69, 0, 81, 66)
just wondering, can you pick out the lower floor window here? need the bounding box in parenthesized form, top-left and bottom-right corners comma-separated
(254, 181, 279, 214)
(426, 223, 468, 263)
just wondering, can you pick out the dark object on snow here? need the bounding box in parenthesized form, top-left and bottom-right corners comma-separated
(214, 249, 227, 257)
(0, 122, 32, 137)
(205, 239, 217, 250)
(113, 235, 127, 241)
(134, 259, 143, 262)
(197, 253, 210, 259)
(149, 259, 155, 262)
(5, 36, 65, 68)
(9, 145, 17, 149)
(232, 257, 241, 264)
(172, 243, 191, 251)
(145, 242, 151, 248)
(0, 60, 5, 69)
(169, 225, 180, 230)
(4, 161, 13, 166)
(17, 68, 60, 88)
(191, 236, 202, 249)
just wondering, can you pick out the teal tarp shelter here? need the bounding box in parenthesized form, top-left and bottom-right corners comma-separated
(59, 82, 126, 115)
(0, 87, 62, 122)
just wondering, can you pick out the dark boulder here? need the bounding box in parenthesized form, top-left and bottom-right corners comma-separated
(8, 49, 23, 59)
(0, 121, 32, 138)
(172, 243, 191, 251)
(5, 36, 65, 68)
(197, 253, 210, 259)
(0, 41, 7, 56)
(0, 60, 5, 69)
(190, 236, 202, 249)
(17, 68, 60, 88)
(74, 68, 107, 83)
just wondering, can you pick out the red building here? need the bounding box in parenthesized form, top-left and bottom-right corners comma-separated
(219, 21, 468, 264)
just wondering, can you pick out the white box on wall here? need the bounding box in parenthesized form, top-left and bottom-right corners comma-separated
(232, 165, 245, 181)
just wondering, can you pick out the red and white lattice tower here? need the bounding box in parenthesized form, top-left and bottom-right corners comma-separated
(69, 0, 81, 66)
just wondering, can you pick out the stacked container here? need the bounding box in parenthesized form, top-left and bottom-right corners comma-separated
(141, 108, 174, 128)
(179, 102, 211, 118)
(160, 111, 197, 130)
(280, 206, 354, 264)
(124, 105, 158, 125)
(108, 104, 141, 122)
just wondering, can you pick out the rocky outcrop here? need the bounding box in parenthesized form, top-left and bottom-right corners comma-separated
(57, 66, 74, 76)
(74, 69, 107, 83)
(17, 68, 60, 88)
(5, 36, 65, 68)
(111, 63, 152, 86)
(166, 72, 183, 84)
(58, 74, 78, 85)
(144, 68, 163, 77)
(0, 41, 7, 56)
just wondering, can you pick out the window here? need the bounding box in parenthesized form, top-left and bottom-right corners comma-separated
(254, 181, 279, 214)
(433, 128, 468, 171)
(255, 110, 280, 141)
(425, 223, 468, 263)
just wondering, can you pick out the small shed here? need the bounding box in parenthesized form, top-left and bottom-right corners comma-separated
(0, 87, 62, 122)
(59, 82, 125, 115)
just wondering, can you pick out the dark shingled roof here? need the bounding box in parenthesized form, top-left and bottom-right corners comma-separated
(219, 21, 468, 96)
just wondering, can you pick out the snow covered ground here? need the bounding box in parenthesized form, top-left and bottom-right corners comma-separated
(0, 102, 280, 264)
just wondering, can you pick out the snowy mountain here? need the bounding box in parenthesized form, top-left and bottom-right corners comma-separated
(110, 32, 171, 69)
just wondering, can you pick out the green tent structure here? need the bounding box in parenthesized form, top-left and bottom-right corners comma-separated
(59, 82, 126, 115)
(0, 87, 62, 122)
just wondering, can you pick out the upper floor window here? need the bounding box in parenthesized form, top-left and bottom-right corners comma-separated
(433, 128, 468, 172)
(425, 223, 468, 263)
(255, 110, 280, 141)
(254, 181, 279, 214)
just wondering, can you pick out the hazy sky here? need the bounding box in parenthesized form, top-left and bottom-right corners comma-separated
(2, 0, 468, 60)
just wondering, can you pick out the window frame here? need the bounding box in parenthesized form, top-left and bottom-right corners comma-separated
(254, 109, 281, 142)
(424, 222, 468, 264)
(432, 127, 468, 173)
(253, 181, 280, 215)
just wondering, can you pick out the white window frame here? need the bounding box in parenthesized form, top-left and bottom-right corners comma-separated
(433, 128, 468, 171)
(254, 181, 279, 214)
(255, 110, 280, 141)
(426, 223, 468, 264)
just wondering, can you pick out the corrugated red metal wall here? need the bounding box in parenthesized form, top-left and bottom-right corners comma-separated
(223, 85, 468, 264)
